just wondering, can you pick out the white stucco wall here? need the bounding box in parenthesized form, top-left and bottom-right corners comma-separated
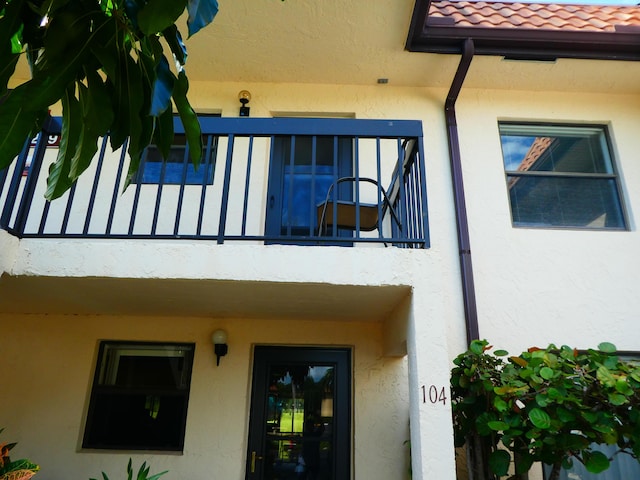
(456, 87, 640, 354)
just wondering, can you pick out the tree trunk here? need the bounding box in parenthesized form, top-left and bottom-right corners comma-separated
(467, 434, 493, 480)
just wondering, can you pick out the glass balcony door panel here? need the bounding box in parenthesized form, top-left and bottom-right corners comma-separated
(266, 136, 352, 240)
(282, 164, 335, 235)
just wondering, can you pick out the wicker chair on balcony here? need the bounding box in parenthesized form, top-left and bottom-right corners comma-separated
(316, 138, 417, 239)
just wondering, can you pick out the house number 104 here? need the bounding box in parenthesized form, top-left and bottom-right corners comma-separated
(421, 385, 447, 405)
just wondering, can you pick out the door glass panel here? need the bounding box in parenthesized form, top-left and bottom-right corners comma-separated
(265, 135, 352, 241)
(247, 347, 350, 480)
(265, 364, 334, 480)
(283, 164, 335, 234)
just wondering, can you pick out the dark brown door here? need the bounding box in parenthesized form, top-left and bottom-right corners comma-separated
(246, 346, 351, 480)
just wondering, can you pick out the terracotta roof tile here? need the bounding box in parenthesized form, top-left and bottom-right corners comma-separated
(428, 1, 640, 32)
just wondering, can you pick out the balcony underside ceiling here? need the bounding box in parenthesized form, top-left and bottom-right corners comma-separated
(10, 0, 640, 94)
(0, 274, 410, 322)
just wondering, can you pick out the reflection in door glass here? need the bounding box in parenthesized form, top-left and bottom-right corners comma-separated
(265, 364, 334, 480)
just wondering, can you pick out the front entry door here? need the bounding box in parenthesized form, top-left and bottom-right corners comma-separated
(246, 346, 351, 480)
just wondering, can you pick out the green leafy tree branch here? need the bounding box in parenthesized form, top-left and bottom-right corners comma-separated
(0, 0, 218, 199)
(451, 340, 640, 480)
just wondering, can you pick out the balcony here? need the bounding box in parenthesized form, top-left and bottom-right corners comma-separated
(0, 117, 429, 248)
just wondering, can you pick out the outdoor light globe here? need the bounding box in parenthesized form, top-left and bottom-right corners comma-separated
(212, 329, 228, 345)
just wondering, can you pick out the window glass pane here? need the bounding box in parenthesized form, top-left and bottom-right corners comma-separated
(99, 344, 193, 389)
(84, 342, 194, 451)
(139, 135, 214, 185)
(264, 364, 334, 480)
(500, 126, 612, 174)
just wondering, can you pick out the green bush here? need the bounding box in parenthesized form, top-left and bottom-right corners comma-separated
(451, 340, 640, 480)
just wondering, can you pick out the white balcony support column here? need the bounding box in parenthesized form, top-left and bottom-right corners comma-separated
(406, 287, 458, 480)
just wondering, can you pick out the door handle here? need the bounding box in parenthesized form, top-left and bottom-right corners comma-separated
(269, 195, 274, 209)
(251, 451, 263, 473)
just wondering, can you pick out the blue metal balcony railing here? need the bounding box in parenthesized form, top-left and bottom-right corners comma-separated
(0, 116, 429, 248)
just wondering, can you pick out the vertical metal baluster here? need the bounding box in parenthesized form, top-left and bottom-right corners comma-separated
(217, 134, 235, 244)
(128, 147, 145, 236)
(83, 136, 109, 235)
(150, 149, 168, 236)
(396, 138, 406, 238)
(241, 135, 254, 237)
(196, 135, 214, 236)
(1, 140, 30, 231)
(375, 137, 383, 239)
(416, 136, 429, 248)
(285, 136, 296, 237)
(308, 135, 316, 237)
(354, 137, 361, 237)
(173, 137, 191, 236)
(107, 139, 129, 235)
(331, 136, 338, 238)
(60, 182, 78, 234)
(13, 131, 49, 235)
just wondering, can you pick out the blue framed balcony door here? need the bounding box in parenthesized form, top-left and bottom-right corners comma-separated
(265, 136, 352, 243)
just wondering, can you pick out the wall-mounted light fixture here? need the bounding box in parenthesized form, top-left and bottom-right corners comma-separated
(212, 329, 228, 366)
(238, 90, 251, 117)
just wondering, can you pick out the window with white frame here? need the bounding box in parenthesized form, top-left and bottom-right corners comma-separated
(83, 341, 194, 451)
(499, 123, 626, 229)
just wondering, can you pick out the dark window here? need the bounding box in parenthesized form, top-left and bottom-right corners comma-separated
(137, 115, 219, 185)
(83, 341, 194, 451)
(499, 123, 626, 229)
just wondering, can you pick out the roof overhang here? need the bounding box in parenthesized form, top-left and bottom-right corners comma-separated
(406, 0, 640, 61)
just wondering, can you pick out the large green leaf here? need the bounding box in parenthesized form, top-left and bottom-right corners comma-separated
(149, 55, 174, 116)
(598, 342, 617, 353)
(152, 105, 174, 160)
(0, 86, 46, 170)
(68, 82, 101, 182)
(597, 366, 616, 388)
(162, 24, 187, 66)
(68, 68, 114, 182)
(0, 0, 24, 47)
(528, 408, 551, 429)
(172, 70, 202, 167)
(584, 450, 610, 474)
(139, 0, 187, 35)
(37, 3, 94, 74)
(84, 68, 114, 136)
(187, 0, 218, 37)
(488, 420, 510, 431)
(111, 51, 144, 155)
(119, 55, 146, 188)
(488, 450, 511, 476)
(46, 85, 82, 200)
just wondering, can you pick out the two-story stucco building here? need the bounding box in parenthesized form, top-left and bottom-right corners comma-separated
(1, 1, 639, 479)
